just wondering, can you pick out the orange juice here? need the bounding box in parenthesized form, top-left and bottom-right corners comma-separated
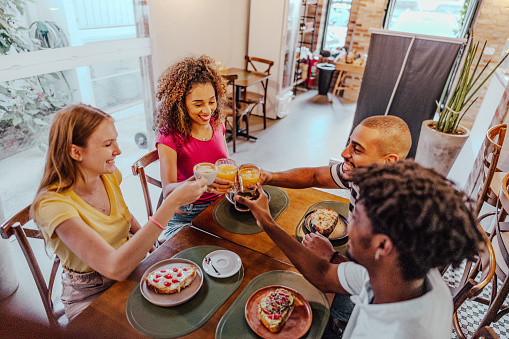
(216, 164, 237, 191)
(239, 167, 260, 188)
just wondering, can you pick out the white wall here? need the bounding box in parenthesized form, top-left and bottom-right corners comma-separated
(148, 0, 250, 78)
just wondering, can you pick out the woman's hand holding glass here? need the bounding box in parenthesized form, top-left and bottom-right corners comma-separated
(170, 176, 208, 207)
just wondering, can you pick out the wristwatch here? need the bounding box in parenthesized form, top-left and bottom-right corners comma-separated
(329, 251, 340, 263)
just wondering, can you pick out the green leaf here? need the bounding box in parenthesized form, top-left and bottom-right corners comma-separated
(33, 118, 47, 125)
(27, 109, 40, 115)
(12, 116, 22, 125)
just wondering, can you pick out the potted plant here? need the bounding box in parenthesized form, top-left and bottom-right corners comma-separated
(415, 39, 509, 176)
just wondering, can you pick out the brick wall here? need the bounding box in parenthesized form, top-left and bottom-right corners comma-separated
(341, 0, 385, 101)
(461, 0, 509, 125)
(336, 0, 509, 112)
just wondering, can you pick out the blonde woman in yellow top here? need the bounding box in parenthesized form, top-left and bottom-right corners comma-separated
(31, 104, 207, 321)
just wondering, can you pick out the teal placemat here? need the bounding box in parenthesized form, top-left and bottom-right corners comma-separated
(213, 185, 289, 234)
(295, 200, 349, 251)
(216, 270, 330, 338)
(126, 245, 244, 338)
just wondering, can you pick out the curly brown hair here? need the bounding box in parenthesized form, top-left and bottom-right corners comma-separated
(350, 160, 483, 281)
(155, 55, 227, 148)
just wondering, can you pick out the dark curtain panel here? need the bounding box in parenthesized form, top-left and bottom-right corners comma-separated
(350, 30, 464, 158)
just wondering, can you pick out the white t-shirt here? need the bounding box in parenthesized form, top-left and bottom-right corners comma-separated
(337, 262, 452, 339)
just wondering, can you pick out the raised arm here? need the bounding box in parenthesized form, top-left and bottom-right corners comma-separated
(54, 178, 207, 281)
(237, 187, 349, 294)
(259, 166, 340, 189)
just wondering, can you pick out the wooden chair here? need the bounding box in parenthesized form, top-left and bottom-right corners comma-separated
(475, 124, 507, 218)
(477, 326, 499, 339)
(222, 74, 251, 153)
(0, 205, 66, 329)
(241, 55, 274, 130)
(131, 150, 164, 218)
(448, 222, 496, 339)
(469, 172, 509, 336)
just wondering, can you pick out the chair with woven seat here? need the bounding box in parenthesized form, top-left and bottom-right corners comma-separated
(447, 221, 496, 339)
(222, 73, 252, 153)
(240, 55, 274, 130)
(475, 124, 507, 218)
(131, 150, 164, 218)
(0, 205, 66, 329)
(469, 172, 509, 336)
(477, 326, 499, 339)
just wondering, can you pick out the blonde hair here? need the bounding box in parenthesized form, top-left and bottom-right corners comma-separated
(360, 115, 412, 159)
(31, 104, 113, 214)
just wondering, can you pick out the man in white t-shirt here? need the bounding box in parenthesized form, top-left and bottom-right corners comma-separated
(239, 161, 484, 338)
(258, 115, 412, 334)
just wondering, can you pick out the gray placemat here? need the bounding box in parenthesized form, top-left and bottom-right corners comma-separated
(126, 245, 244, 338)
(295, 200, 350, 251)
(212, 185, 289, 234)
(215, 270, 330, 338)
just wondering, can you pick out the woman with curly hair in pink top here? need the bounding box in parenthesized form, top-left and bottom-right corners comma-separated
(155, 55, 233, 240)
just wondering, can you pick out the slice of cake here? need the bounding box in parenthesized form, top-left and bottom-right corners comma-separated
(145, 265, 197, 294)
(308, 208, 339, 237)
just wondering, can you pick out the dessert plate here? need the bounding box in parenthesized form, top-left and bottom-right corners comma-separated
(202, 250, 242, 278)
(245, 285, 312, 338)
(140, 258, 203, 307)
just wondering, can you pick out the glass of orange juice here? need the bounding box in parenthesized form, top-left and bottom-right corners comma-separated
(238, 163, 260, 189)
(215, 158, 238, 192)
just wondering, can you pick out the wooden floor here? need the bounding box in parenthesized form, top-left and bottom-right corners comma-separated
(0, 90, 356, 327)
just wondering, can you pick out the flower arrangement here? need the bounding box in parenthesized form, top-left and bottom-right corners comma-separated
(435, 39, 509, 134)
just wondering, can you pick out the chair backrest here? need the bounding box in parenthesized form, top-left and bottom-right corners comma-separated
(449, 221, 496, 339)
(475, 124, 507, 216)
(452, 223, 496, 312)
(245, 55, 274, 75)
(132, 150, 164, 218)
(0, 205, 63, 328)
(222, 74, 239, 153)
(476, 326, 499, 339)
(495, 172, 509, 274)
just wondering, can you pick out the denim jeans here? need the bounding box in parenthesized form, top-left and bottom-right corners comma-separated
(321, 293, 355, 338)
(164, 201, 212, 239)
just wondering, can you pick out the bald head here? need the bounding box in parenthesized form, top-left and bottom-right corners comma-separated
(360, 115, 412, 160)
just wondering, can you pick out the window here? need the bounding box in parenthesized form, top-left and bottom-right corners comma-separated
(384, 0, 478, 38)
(0, 0, 154, 218)
(322, 0, 352, 55)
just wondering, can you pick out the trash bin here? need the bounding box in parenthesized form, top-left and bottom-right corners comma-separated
(317, 63, 336, 95)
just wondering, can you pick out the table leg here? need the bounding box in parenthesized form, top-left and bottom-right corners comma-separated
(331, 70, 346, 102)
(236, 86, 242, 103)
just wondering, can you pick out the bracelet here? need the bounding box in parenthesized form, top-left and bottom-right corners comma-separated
(329, 251, 340, 263)
(148, 216, 165, 231)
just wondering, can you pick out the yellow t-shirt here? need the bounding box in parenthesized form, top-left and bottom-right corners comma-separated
(35, 169, 132, 273)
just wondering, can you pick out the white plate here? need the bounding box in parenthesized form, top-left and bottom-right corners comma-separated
(140, 258, 203, 307)
(202, 250, 242, 278)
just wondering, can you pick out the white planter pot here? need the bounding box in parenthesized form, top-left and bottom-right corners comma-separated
(415, 119, 470, 177)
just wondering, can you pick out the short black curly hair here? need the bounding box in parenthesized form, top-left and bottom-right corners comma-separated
(349, 160, 483, 281)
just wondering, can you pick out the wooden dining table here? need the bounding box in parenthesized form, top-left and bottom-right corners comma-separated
(222, 67, 273, 103)
(69, 226, 299, 338)
(192, 187, 350, 264)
